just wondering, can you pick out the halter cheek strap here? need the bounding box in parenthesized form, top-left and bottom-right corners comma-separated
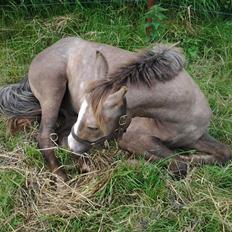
(71, 114, 128, 147)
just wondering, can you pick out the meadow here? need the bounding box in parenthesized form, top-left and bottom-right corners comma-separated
(0, 1, 232, 231)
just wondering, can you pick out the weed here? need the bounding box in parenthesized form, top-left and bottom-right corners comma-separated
(145, 4, 167, 41)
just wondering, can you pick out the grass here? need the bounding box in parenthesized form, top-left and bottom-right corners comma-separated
(0, 2, 232, 231)
(159, 0, 232, 18)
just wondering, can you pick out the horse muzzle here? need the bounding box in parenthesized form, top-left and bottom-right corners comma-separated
(67, 133, 91, 154)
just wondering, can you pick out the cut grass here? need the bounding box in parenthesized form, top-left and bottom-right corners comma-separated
(0, 2, 232, 232)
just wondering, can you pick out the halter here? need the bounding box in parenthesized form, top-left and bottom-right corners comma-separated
(71, 114, 128, 146)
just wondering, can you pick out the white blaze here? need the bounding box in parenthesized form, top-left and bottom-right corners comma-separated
(68, 98, 88, 151)
(74, 98, 88, 135)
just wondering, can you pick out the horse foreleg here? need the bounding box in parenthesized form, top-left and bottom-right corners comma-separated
(32, 76, 68, 181)
(38, 102, 68, 181)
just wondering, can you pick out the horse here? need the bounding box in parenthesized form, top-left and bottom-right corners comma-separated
(0, 37, 230, 181)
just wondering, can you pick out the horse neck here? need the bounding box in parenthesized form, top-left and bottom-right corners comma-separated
(125, 83, 157, 119)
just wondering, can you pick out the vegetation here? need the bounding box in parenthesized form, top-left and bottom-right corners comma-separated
(159, 0, 232, 17)
(0, 1, 232, 231)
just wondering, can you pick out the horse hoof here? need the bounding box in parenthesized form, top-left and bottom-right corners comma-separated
(168, 160, 188, 180)
(80, 163, 91, 173)
(54, 169, 69, 182)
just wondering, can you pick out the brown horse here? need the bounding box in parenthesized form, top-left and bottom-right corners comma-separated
(0, 37, 230, 181)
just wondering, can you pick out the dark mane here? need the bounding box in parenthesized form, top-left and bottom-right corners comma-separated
(87, 44, 185, 120)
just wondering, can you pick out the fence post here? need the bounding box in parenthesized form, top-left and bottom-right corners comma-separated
(146, 0, 154, 37)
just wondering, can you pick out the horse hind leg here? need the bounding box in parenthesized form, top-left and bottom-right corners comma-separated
(118, 133, 166, 161)
(180, 133, 231, 166)
(119, 133, 188, 178)
(119, 131, 231, 178)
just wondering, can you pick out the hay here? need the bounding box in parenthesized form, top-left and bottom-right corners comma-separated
(0, 144, 124, 231)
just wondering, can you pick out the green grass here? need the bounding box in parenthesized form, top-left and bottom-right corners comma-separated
(159, 0, 232, 18)
(0, 2, 232, 231)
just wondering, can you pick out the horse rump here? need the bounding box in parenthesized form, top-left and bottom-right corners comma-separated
(0, 77, 41, 133)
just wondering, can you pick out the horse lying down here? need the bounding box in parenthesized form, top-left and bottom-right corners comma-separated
(0, 37, 230, 181)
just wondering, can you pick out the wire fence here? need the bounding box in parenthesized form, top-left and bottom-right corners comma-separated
(0, 0, 145, 8)
(0, 0, 232, 16)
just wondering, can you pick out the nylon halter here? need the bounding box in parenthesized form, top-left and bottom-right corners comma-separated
(71, 114, 128, 146)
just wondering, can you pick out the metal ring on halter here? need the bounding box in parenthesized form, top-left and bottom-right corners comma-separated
(119, 114, 127, 126)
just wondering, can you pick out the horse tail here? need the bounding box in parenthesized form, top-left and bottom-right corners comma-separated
(0, 77, 41, 133)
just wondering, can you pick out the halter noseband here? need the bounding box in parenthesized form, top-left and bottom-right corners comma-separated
(71, 114, 128, 147)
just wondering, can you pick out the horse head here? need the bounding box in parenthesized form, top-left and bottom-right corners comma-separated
(68, 51, 128, 153)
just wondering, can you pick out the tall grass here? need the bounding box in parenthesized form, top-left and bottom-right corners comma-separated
(0, 2, 232, 231)
(159, 0, 232, 18)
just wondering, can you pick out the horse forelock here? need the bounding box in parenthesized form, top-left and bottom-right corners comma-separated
(86, 44, 185, 122)
(87, 80, 119, 126)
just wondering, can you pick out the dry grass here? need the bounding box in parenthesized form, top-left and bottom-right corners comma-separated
(1, 141, 232, 231)
(0, 144, 117, 231)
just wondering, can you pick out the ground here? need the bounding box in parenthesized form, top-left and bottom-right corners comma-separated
(0, 2, 232, 231)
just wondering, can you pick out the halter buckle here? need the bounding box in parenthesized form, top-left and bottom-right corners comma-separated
(119, 115, 127, 126)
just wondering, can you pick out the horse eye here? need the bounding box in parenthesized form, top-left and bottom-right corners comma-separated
(87, 126, 98, 131)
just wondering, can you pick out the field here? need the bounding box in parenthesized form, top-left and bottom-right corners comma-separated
(0, 1, 232, 231)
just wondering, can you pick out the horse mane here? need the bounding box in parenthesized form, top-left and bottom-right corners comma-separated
(87, 44, 185, 122)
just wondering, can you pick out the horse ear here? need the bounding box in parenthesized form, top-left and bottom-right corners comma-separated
(106, 86, 127, 107)
(95, 50, 109, 79)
